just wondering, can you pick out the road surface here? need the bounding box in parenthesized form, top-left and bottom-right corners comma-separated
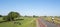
(36, 18, 47, 27)
(40, 18, 58, 27)
(36, 18, 60, 27)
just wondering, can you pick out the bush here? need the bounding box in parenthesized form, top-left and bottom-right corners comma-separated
(3, 16, 8, 21)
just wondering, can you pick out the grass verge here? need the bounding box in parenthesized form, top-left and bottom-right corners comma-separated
(0, 17, 36, 27)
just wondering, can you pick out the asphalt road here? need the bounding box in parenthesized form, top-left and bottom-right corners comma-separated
(36, 18, 47, 27)
(40, 18, 59, 27)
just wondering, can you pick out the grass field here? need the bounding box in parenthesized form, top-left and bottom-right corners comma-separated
(0, 17, 4, 21)
(0, 17, 37, 27)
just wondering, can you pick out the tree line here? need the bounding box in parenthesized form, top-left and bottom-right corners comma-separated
(0, 11, 39, 21)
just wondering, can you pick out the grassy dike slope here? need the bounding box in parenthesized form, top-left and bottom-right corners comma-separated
(0, 17, 36, 27)
(44, 17, 60, 24)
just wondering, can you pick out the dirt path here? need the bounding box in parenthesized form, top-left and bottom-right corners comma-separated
(36, 18, 47, 27)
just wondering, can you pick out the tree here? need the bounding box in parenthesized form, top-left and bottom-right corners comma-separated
(7, 11, 20, 21)
(3, 11, 20, 21)
(24, 15, 27, 17)
(33, 15, 36, 17)
(0, 15, 2, 17)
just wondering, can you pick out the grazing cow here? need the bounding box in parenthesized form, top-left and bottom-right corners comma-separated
(51, 17, 54, 23)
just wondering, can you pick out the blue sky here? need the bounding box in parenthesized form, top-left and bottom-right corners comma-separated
(0, 0, 60, 16)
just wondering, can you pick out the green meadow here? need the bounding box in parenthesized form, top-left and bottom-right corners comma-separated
(0, 17, 36, 27)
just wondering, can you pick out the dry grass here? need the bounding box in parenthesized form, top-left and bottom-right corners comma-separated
(44, 17, 60, 24)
